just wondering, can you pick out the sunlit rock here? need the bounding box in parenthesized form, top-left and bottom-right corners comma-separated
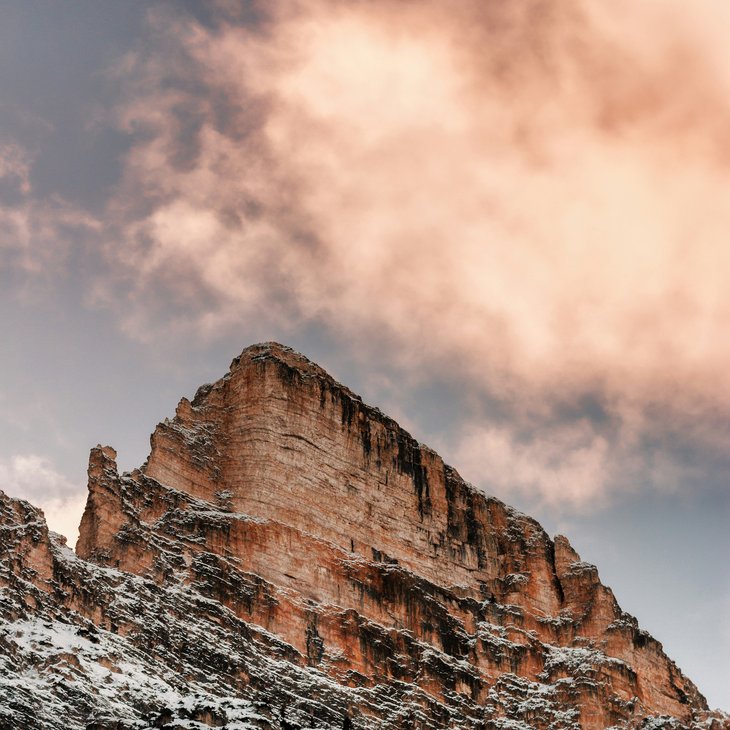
(1, 343, 726, 729)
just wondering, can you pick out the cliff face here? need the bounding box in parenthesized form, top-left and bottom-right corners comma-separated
(1, 343, 726, 730)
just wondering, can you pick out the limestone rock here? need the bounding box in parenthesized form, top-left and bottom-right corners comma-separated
(0, 342, 726, 729)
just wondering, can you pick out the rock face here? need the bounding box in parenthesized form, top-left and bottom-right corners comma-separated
(0, 343, 726, 730)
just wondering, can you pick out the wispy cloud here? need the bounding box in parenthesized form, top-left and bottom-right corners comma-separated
(0, 455, 85, 544)
(0, 140, 100, 283)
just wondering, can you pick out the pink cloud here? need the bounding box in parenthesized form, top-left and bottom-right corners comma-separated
(87, 1, 730, 503)
(450, 423, 611, 508)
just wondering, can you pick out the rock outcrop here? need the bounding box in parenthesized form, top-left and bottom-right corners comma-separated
(0, 343, 726, 730)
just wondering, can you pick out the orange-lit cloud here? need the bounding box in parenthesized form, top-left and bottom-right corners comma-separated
(93, 0, 730, 504)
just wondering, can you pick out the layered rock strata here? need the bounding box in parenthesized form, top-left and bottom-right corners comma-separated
(0, 343, 726, 730)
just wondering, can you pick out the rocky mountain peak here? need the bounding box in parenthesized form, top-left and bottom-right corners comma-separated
(1, 343, 726, 729)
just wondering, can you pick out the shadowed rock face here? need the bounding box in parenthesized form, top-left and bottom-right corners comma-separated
(1, 343, 726, 730)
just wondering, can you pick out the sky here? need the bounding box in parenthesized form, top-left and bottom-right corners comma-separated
(0, 0, 728, 710)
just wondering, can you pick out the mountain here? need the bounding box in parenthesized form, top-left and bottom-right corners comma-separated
(0, 342, 726, 729)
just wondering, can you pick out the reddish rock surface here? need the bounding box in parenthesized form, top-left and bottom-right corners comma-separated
(1, 343, 727, 729)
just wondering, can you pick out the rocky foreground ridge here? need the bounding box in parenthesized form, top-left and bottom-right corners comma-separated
(0, 343, 726, 730)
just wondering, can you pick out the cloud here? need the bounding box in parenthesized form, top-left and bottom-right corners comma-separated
(14, 0, 730, 506)
(445, 407, 709, 509)
(0, 143, 31, 195)
(0, 454, 85, 545)
(0, 140, 100, 283)
(451, 422, 611, 507)
(100, 2, 730, 380)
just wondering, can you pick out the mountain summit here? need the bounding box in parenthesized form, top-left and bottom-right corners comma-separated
(0, 343, 724, 729)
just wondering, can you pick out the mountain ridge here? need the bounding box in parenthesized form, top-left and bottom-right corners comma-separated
(0, 342, 726, 729)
